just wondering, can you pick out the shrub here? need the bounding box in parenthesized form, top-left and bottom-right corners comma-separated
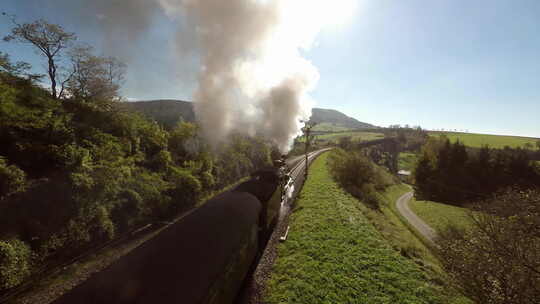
(327, 149, 394, 209)
(0, 238, 32, 290)
(437, 189, 540, 304)
(166, 167, 202, 216)
(111, 190, 143, 232)
(0, 157, 26, 199)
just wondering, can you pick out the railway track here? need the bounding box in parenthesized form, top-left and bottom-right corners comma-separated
(237, 147, 332, 304)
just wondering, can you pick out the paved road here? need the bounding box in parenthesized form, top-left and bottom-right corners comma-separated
(395, 192, 437, 244)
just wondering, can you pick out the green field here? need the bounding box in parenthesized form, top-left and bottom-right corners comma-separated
(312, 122, 354, 132)
(264, 153, 445, 304)
(429, 131, 539, 149)
(409, 199, 472, 232)
(398, 152, 418, 171)
(297, 131, 384, 143)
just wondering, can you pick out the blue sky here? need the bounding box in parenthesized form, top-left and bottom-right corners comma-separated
(1, 0, 539, 137)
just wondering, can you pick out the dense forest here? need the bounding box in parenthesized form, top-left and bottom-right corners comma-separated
(0, 19, 275, 290)
(414, 136, 540, 204)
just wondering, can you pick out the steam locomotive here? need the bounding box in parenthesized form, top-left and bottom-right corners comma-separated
(53, 164, 292, 304)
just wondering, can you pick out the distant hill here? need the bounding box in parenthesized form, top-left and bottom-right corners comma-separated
(310, 108, 376, 131)
(122, 99, 195, 127)
(124, 100, 375, 130)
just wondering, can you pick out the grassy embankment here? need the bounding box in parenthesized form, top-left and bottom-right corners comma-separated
(428, 131, 538, 149)
(409, 200, 472, 233)
(264, 153, 466, 304)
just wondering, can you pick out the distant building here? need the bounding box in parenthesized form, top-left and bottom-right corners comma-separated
(397, 170, 411, 182)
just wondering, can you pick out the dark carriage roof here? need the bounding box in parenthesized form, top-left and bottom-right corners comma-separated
(234, 169, 280, 204)
(53, 191, 261, 304)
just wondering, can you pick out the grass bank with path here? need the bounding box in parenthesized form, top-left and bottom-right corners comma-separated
(408, 199, 472, 233)
(264, 153, 454, 304)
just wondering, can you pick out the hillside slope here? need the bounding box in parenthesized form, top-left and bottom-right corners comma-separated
(310, 108, 376, 130)
(124, 100, 374, 130)
(264, 153, 444, 303)
(122, 99, 195, 127)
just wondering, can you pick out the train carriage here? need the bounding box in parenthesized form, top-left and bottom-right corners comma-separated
(52, 166, 289, 304)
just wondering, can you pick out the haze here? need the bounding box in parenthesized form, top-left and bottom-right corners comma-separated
(1, 0, 539, 137)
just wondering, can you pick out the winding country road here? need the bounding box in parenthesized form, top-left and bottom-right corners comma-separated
(395, 192, 437, 244)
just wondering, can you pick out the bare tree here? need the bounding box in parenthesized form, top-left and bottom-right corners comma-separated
(437, 189, 540, 304)
(104, 56, 127, 93)
(0, 51, 29, 75)
(67, 44, 126, 102)
(3, 17, 76, 99)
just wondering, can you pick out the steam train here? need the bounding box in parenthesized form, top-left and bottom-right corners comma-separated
(53, 164, 292, 304)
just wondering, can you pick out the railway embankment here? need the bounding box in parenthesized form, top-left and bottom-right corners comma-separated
(262, 152, 447, 304)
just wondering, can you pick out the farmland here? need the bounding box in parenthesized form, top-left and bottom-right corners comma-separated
(296, 130, 384, 143)
(311, 122, 354, 132)
(264, 153, 448, 304)
(428, 131, 539, 149)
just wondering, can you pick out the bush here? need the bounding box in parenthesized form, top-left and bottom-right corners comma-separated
(166, 167, 202, 216)
(0, 157, 26, 199)
(327, 149, 395, 209)
(437, 189, 540, 304)
(0, 238, 32, 290)
(111, 190, 143, 232)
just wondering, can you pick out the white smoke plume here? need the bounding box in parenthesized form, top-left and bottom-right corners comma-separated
(171, 0, 325, 153)
(51, 0, 350, 152)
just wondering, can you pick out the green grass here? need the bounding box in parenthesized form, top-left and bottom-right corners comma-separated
(375, 186, 470, 304)
(398, 152, 418, 171)
(297, 131, 384, 144)
(361, 184, 441, 268)
(264, 153, 446, 304)
(298, 131, 384, 143)
(312, 122, 354, 132)
(409, 199, 473, 232)
(429, 131, 539, 149)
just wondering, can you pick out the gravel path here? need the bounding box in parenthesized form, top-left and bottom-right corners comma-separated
(395, 192, 437, 244)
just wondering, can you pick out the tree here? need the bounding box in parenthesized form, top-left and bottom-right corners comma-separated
(4, 18, 76, 99)
(67, 45, 126, 101)
(536, 139, 540, 151)
(524, 142, 534, 150)
(168, 121, 199, 162)
(437, 189, 540, 304)
(0, 157, 26, 199)
(413, 152, 435, 200)
(0, 51, 30, 76)
(0, 238, 32, 289)
(337, 136, 352, 150)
